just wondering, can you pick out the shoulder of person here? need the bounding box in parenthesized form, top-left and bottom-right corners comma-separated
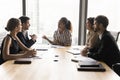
(17, 32, 23, 35)
(4, 34, 12, 42)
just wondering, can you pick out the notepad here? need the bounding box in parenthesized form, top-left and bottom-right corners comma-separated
(14, 58, 32, 64)
(51, 45, 65, 48)
(36, 48, 48, 51)
(77, 61, 106, 72)
(71, 55, 97, 62)
(67, 49, 80, 55)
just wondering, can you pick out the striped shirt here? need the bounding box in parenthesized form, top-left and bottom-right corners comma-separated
(53, 29, 72, 46)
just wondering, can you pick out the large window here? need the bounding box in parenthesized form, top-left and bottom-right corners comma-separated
(26, 0, 80, 45)
(88, 0, 120, 46)
(88, 0, 120, 31)
(0, 0, 22, 45)
(0, 0, 22, 33)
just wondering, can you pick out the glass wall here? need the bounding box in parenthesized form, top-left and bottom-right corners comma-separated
(87, 0, 120, 47)
(88, 0, 120, 31)
(0, 0, 22, 33)
(26, 0, 80, 45)
(0, 0, 22, 45)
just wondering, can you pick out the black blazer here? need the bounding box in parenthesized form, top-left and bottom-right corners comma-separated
(17, 32, 36, 48)
(88, 30, 120, 68)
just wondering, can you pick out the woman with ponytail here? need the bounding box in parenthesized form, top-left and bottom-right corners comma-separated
(43, 17, 72, 46)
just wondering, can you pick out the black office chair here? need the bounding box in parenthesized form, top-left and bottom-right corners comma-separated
(110, 31, 120, 42)
(110, 31, 120, 76)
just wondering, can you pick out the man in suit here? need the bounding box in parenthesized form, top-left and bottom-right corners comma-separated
(81, 15, 120, 68)
(17, 16, 37, 48)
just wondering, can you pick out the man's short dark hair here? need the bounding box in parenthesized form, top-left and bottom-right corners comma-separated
(95, 15, 109, 28)
(19, 16, 30, 24)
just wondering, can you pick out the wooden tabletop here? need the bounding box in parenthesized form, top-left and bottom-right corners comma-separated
(0, 45, 120, 80)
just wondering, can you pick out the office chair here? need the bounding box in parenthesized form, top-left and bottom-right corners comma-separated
(110, 31, 120, 76)
(110, 31, 120, 42)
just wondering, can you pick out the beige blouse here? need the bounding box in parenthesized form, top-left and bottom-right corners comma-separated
(86, 31, 99, 48)
(53, 29, 72, 46)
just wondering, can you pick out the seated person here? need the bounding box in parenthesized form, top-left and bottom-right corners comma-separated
(17, 16, 37, 48)
(81, 15, 120, 68)
(42, 17, 72, 46)
(0, 18, 36, 64)
(81, 17, 99, 54)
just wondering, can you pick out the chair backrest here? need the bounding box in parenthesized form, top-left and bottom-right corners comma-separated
(110, 31, 120, 42)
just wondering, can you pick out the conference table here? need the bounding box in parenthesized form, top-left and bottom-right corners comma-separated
(0, 44, 120, 80)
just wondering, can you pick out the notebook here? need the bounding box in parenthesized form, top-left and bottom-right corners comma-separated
(36, 48, 48, 51)
(77, 61, 106, 72)
(14, 58, 32, 64)
(71, 55, 97, 62)
(66, 49, 80, 55)
(51, 45, 65, 48)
